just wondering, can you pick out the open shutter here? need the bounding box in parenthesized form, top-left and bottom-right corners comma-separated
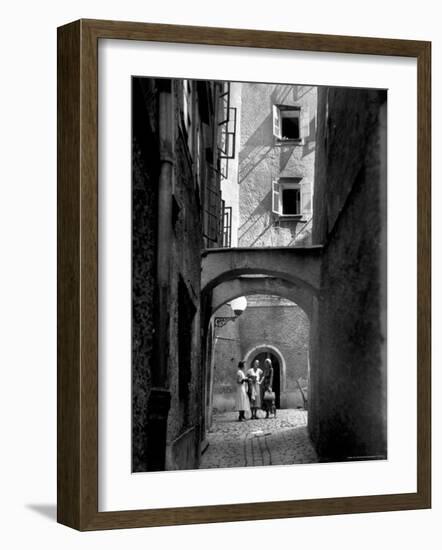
(272, 105, 282, 139)
(295, 188, 301, 215)
(301, 182, 312, 215)
(300, 108, 310, 140)
(182, 79, 188, 124)
(272, 180, 280, 214)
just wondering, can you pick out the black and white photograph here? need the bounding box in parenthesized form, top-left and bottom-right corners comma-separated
(132, 77, 387, 472)
(2, 0, 436, 544)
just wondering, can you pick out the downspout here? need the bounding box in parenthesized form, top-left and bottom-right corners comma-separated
(146, 79, 174, 471)
(154, 80, 174, 385)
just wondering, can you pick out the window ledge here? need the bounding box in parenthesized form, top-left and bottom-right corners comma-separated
(275, 215, 308, 222)
(275, 138, 304, 145)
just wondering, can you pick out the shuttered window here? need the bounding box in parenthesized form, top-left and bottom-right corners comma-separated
(272, 105, 310, 142)
(272, 105, 282, 139)
(271, 180, 280, 214)
(272, 178, 306, 217)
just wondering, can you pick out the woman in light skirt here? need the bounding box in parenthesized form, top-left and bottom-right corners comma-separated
(234, 361, 250, 421)
(246, 359, 264, 419)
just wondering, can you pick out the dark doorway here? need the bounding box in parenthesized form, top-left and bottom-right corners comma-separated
(253, 352, 281, 409)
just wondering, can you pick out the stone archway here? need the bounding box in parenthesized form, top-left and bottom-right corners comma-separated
(251, 351, 282, 408)
(243, 343, 287, 407)
(205, 288, 310, 420)
(201, 246, 323, 296)
(200, 247, 319, 435)
(210, 276, 313, 320)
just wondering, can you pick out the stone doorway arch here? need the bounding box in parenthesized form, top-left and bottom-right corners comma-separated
(250, 351, 282, 409)
(243, 344, 287, 408)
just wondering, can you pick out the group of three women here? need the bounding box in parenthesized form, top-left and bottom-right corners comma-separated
(235, 358, 274, 421)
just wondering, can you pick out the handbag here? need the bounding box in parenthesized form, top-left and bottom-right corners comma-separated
(263, 390, 275, 401)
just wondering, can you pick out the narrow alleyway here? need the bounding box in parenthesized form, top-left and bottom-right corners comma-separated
(200, 409, 318, 469)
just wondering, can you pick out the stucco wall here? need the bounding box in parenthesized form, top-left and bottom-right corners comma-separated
(238, 83, 317, 247)
(211, 303, 243, 412)
(309, 87, 387, 461)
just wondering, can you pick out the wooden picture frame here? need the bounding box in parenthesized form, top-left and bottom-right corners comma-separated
(57, 18, 431, 530)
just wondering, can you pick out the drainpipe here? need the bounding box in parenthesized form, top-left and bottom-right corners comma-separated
(146, 79, 174, 471)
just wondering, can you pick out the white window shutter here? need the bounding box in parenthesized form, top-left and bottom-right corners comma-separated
(182, 79, 188, 122)
(296, 189, 301, 214)
(300, 108, 310, 139)
(301, 186, 312, 214)
(272, 180, 280, 214)
(272, 105, 282, 139)
(299, 181, 309, 211)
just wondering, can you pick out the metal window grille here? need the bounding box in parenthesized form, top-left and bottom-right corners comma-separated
(217, 82, 237, 180)
(222, 204, 232, 248)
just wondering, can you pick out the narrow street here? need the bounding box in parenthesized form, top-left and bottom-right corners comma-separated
(200, 409, 318, 469)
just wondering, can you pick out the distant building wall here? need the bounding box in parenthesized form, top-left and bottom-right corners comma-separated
(309, 86, 387, 461)
(212, 295, 309, 412)
(211, 304, 242, 413)
(239, 296, 309, 408)
(238, 83, 317, 247)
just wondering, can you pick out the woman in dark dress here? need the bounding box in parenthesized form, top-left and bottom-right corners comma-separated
(262, 358, 275, 418)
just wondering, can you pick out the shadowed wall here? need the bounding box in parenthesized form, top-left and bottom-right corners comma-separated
(309, 86, 387, 461)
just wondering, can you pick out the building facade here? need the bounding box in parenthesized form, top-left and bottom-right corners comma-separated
(308, 86, 387, 461)
(226, 82, 317, 247)
(132, 77, 387, 469)
(210, 83, 317, 418)
(132, 77, 229, 471)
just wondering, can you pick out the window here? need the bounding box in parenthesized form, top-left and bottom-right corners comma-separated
(272, 178, 304, 217)
(282, 187, 301, 215)
(272, 105, 310, 142)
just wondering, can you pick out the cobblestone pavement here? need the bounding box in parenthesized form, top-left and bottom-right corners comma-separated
(200, 409, 318, 469)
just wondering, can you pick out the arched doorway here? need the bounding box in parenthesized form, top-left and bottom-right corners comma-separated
(252, 351, 281, 408)
(243, 344, 287, 407)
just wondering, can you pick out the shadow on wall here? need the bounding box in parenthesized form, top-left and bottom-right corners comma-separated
(238, 144, 272, 183)
(237, 189, 273, 245)
(292, 85, 315, 102)
(240, 114, 273, 150)
(270, 84, 294, 106)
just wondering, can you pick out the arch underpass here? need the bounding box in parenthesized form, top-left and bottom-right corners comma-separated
(210, 276, 313, 319)
(200, 245, 323, 460)
(201, 246, 323, 296)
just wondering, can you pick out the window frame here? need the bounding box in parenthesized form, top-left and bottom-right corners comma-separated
(272, 178, 305, 219)
(272, 104, 310, 143)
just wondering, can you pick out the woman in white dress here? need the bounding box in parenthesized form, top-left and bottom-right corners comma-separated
(235, 361, 250, 421)
(246, 359, 264, 419)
